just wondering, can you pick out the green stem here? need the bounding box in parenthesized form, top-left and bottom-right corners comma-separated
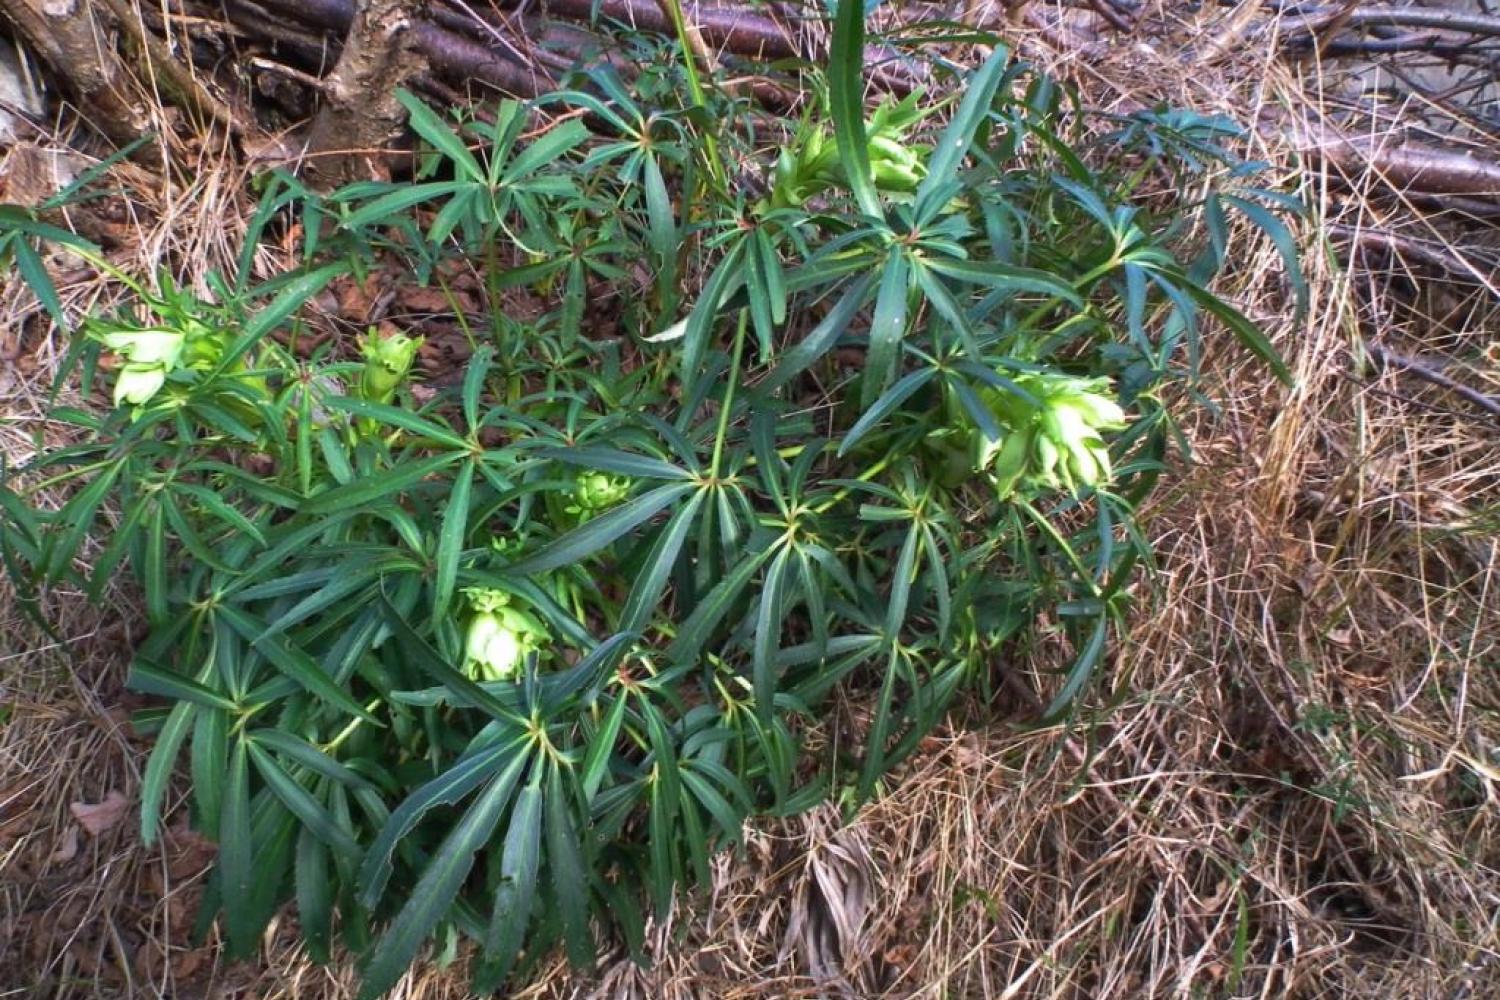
(709, 309, 749, 480)
(657, 0, 727, 191)
(812, 451, 898, 514)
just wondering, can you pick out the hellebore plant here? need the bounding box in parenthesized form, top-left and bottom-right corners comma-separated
(0, 7, 1303, 998)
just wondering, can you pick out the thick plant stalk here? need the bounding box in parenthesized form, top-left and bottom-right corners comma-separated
(303, 0, 429, 186)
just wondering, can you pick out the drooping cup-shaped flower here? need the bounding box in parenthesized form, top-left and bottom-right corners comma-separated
(96, 328, 187, 407)
(112, 363, 170, 406)
(461, 587, 547, 682)
(98, 328, 187, 367)
(975, 371, 1128, 499)
(358, 327, 424, 405)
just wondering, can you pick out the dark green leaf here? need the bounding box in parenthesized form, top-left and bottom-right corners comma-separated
(140, 699, 194, 846)
(1041, 615, 1109, 721)
(619, 491, 704, 633)
(830, 0, 881, 218)
(914, 45, 1010, 222)
(762, 272, 874, 394)
(249, 729, 375, 791)
(300, 452, 460, 515)
(861, 248, 911, 407)
(129, 659, 239, 712)
(220, 737, 256, 956)
(544, 761, 593, 968)
(358, 750, 528, 1000)
(296, 827, 334, 964)
(837, 368, 935, 457)
(544, 446, 692, 482)
(433, 458, 475, 622)
(503, 482, 694, 576)
(359, 737, 525, 907)
(219, 607, 378, 723)
(396, 90, 485, 182)
(478, 775, 542, 990)
(248, 740, 362, 856)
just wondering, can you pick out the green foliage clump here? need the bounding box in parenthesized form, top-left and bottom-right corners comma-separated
(0, 5, 1300, 996)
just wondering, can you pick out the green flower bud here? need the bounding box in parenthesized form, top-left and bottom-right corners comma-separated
(358, 327, 423, 404)
(985, 425, 1033, 499)
(569, 471, 631, 515)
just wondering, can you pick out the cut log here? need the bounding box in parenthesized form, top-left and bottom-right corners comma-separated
(0, 0, 151, 148)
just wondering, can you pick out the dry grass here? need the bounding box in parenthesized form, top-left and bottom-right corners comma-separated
(3, 5, 1499, 997)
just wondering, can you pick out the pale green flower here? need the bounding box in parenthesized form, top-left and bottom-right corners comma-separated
(97, 327, 187, 407)
(112, 363, 169, 407)
(358, 327, 423, 404)
(98, 328, 186, 366)
(461, 588, 547, 682)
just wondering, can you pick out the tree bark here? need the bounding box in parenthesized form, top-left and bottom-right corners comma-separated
(303, 0, 429, 187)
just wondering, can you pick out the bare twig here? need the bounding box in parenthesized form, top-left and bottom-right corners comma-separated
(1085, 0, 1133, 34)
(1297, 124, 1500, 198)
(1326, 223, 1500, 294)
(1364, 341, 1500, 422)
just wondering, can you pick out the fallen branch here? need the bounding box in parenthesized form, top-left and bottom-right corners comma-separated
(1363, 341, 1500, 422)
(1326, 223, 1500, 292)
(248, 0, 798, 61)
(1297, 125, 1500, 198)
(1286, 5, 1500, 40)
(0, 0, 154, 149)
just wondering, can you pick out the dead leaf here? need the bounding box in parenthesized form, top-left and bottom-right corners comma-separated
(173, 946, 210, 980)
(165, 819, 218, 879)
(70, 790, 130, 837)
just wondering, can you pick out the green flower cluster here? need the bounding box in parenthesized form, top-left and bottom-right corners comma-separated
(770, 93, 928, 209)
(978, 372, 1129, 498)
